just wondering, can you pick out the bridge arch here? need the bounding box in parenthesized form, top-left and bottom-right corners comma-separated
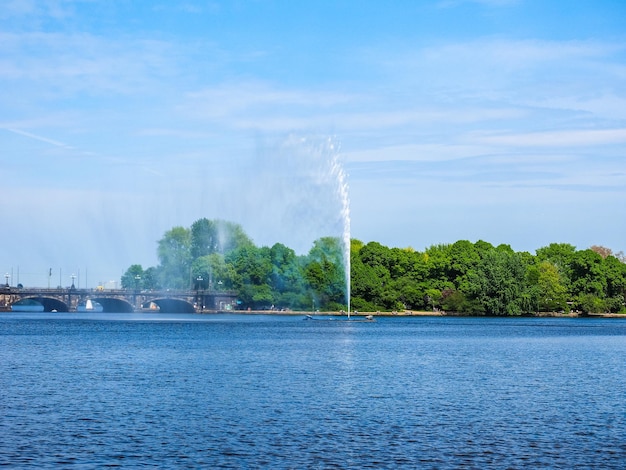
(20, 296, 70, 312)
(91, 297, 134, 313)
(145, 298, 195, 313)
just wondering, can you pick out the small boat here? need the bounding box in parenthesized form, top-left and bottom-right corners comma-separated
(76, 299, 103, 312)
(11, 299, 45, 312)
(304, 314, 375, 322)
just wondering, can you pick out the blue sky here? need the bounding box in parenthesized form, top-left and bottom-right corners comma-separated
(2, 0, 625, 287)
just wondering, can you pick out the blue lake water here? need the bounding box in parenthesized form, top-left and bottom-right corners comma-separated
(1, 313, 625, 469)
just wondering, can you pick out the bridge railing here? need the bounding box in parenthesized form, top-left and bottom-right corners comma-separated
(3, 286, 237, 297)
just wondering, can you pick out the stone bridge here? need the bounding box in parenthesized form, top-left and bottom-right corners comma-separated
(1, 287, 238, 313)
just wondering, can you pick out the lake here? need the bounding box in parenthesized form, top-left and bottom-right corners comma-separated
(1, 313, 625, 468)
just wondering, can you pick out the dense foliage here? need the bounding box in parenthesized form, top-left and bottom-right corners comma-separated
(350, 240, 626, 315)
(122, 218, 348, 311)
(122, 219, 626, 314)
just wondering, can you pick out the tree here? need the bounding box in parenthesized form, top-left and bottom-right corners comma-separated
(305, 237, 348, 309)
(441, 288, 467, 312)
(465, 249, 528, 315)
(424, 288, 443, 311)
(268, 243, 308, 309)
(142, 267, 160, 290)
(191, 253, 237, 291)
(190, 218, 253, 259)
(446, 240, 481, 292)
(535, 260, 568, 312)
(354, 241, 392, 310)
(226, 245, 273, 309)
(424, 244, 456, 290)
(157, 226, 192, 289)
(590, 245, 614, 259)
(124, 216, 623, 315)
(121, 264, 144, 290)
(603, 255, 626, 312)
(569, 249, 606, 298)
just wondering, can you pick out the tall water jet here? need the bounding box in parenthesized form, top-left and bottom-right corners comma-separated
(241, 134, 351, 313)
(328, 142, 351, 316)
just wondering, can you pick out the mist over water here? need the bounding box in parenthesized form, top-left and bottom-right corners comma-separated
(242, 135, 349, 255)
(239, 135, 351, 307)
(6, 134, 351, 294)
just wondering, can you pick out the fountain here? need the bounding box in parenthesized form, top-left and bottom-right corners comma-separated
(242, 135, 351, 313)
(328, 142, 351, 317)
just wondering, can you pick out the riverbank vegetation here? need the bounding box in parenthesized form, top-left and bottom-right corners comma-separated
(122, 218, 626, 315)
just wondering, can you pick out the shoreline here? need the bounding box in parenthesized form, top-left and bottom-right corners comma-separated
(205, 310, 626, 318)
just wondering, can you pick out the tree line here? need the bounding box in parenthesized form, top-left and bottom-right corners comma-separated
(122, 218, 626, 315)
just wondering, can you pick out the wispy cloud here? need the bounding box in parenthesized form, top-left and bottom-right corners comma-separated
(184, 82, 354, 117)
(3, 126, 73, 149)
(152, 2, 221, 15)
(471, 128, 626, 147)
(375, 38, 626, 107)
(0, 31, 184, 96)
(0, 0, 624, 273)
(0, 0, 75, 20)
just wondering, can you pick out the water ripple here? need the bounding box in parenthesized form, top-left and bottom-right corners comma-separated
(1, 315, 625, 468)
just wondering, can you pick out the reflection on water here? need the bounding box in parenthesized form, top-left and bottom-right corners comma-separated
(1, 314, 625, 468)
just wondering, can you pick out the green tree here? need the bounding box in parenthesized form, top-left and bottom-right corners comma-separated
(351, 240, 384, 311)
(535, 260, 568, 312)
(190, 218, 253, 259)
(465, 249, 529, 315)
(603, 255, 626, 312)
(577, 294, 606, 314)
(424, 288, 443, 311)
(392, 277, 425, 311)
(355, 241, 393, 310)
(269, 243, 308, 309)
(126, 216, 626, 315)
(304, 237, 347, 309)
(191, 253, 237, 291)
(445, 240, 484, 293)
(569, 249, 606, 298)
(226, 245, 273, 309)
(157, 226, 192, 289)
(536, 243, 576, 288)
(121, 264, 144, 290)
(441, 288, 468, 312)
(142, 266, 160, 290)
(424, 244, 457, 291)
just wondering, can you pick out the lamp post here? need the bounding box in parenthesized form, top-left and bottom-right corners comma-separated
(68, 274, 76, 310)
(196, 276, 203, 312)
(134, 275, 141, 309)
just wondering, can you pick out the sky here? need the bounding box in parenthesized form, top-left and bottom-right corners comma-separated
(1, 0, 625, 288)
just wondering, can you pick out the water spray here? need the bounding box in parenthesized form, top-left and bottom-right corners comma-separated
(327, 141, 351, 317)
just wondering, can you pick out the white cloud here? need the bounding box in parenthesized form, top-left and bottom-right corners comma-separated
(470, 128, 626, 147)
